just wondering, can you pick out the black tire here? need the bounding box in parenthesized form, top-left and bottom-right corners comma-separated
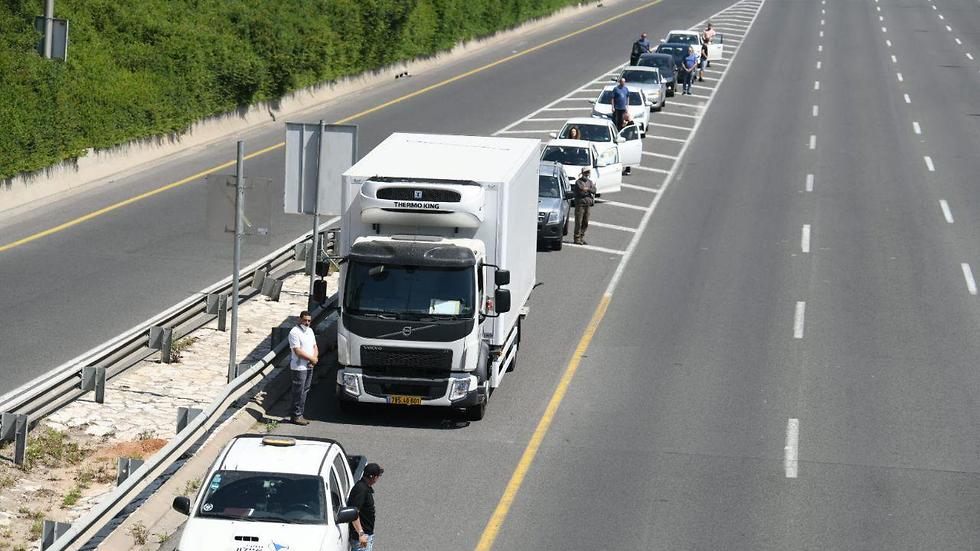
(562, 218, 569, 236)
(338, 399, 357, 414)
(551, 238, 563, 251)
(465, 401, 486, 421)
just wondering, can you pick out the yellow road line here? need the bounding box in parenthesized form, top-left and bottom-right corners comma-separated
(474, 293, 611, 551)
(1, 0, 662, 254)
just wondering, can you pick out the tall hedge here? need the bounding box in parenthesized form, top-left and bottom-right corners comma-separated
(0, 0, 590, 181)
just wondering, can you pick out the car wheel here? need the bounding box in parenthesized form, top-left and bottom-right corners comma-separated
(562, 218, 569, 236)
(552, 238, 563, 251)
(338, 399, 358, 414)
(465, 400, 486, 421)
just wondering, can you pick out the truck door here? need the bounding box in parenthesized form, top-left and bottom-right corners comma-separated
(618, 124, 643, 169)
(593, 146, 622, 194)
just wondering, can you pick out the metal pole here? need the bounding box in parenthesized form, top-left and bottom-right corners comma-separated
(43, 0, 54, 59)
(229, 141, 245, 382)
(308, 120, 325, 310)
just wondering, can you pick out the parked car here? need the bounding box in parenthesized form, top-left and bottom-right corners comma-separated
(540, 139, 622, 194)
(663, 29, 723, 62)
(551, 117, 642, 177)
(537, 161, 571, 250)
(637, 52, 678, 96)
(655, 42, 690, 76)
(590, 86, 651, 137)
(615, 66, 666, 111)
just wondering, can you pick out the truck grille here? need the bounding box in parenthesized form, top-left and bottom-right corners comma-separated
(363, 380, 447, 399)
(360, 346, 453, 377)
(376, 188, 461, 202)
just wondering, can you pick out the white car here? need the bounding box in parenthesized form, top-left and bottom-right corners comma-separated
(615, 66, 666, 112)
(590, 86, 651, 137)
(172, 434, 366, 551)
(540, 139, 622, 194)
(662, 29, 723, 62)
(550, 117, 643, 176)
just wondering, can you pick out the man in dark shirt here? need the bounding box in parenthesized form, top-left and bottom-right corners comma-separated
(348, 463, 383, 550)
(630, 32, 651, 65)
(572, 168, 597, 245)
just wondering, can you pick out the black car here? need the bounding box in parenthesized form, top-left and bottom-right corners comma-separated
(638, 52, 677, 97)
(655, 43, 690, 77)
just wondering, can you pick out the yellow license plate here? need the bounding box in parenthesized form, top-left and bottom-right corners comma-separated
(388, 395, 422, 406)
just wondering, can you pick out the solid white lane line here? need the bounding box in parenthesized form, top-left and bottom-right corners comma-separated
(566, 243, 626, 255)
(801, 225, 811, 253)
(816, 61, 822, 69)
(809, 135, 816, 150)
(649, 135, 687, 143)
(643, 151, 679, 159)
(891, 54, 897, 63)
(913, 121, 921, 134)
(685, 93, 712, 99)
(497, 129, 554, 134)
(924, 155, 935, 172)
(904, 93, 911, 103)
(794, 302, 806, 339)
(599, 200, 650, 211)
(812, 105, 819, 117)
(814, 80, 820, 90)
(620, 183, 658, 193)
(524, 117, 575, 122)
(785, 419, 800, 478)
(648, 122, 694, 131)
(633, 165, 671, 174)
(962, 263, 978, 295)
(939, 200, 954, 223)
(588, 221, 637, 233)
(805, 173, 814, 192)
(540, 107, 591, 111)
(659, 112, 698, 119)
(896, 72, 903, 82)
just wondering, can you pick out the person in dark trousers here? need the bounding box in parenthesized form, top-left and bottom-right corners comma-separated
(287, 310, 318, 425)
(702, 23, 716, 67)
(573, 168, 597, 245)
(630, 32, 651, 65)
(612, 77, 630, 130)
(348, 463, 384, 550)
(682, 46, 698, 95)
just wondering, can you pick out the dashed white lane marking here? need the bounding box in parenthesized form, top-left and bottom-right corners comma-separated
(940, 200, 954, 223)
(879, 15, 884, 21)
(819, 30, 824, 38)
(962, 263, 978, 295)
(566, 242, 626, 255)
(955, 38, 962, 45)
(587, 221, 637, 233)
(931, 4, 937, 9)
(794, 302, 806, 339)
(968, 53, 975, 61)
(924, 155, 935, 172)
(633, 165, 671, 175)
(785, 419, 800, 479)
(946, 25, 952, 31)
(821, 8, 826, 14)
(913, 121, 921, 135)
(805, 173, 814, 192)
(812, 105, 819, 117)
(814, 80, 820, 90)
(896, 72, 904, 82)
(816, 61, 822, 69)
(801, 225, 811, 253)
(904, 93, 911, 104)
(876, 5, 881, 11)
(643, 151, 680, 159)
(886, 39, 892, 47)
(820, 18, 825, 25)
(938, 13, 944, 20)
(818, 44, 823, 52)
(891, 54, 898, 63)
(620, 183, 658, 193)
(809, 135, 817, 150)
(599, 200, 650, 212)
(882, 26, 887, 33)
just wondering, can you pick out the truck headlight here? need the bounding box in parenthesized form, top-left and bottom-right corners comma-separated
(342, 373, 361, 396)
(547, 211, 559, 223)
(449, 378, 471, 401)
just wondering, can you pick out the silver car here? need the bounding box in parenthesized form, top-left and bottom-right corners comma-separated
(616, 66, 666, 111)
(537, 161, 572, 250)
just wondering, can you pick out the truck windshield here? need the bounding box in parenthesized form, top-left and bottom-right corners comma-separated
(345, 262, 475, 318)
(196, 470, 325, 524)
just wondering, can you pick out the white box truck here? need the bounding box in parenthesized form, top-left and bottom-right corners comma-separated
(335, 133, 538, 420)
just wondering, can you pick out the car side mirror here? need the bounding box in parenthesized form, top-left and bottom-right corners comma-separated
(595, 193, 602, 198)
(494, 289, 511, 314)
(549, 132, 558, 139)
(659, 39, 666, 43)
(588, 99, 595, 104)
(616, 136, 626, 144)
(173, 496, 191, 516)
(495, 269, 510, 286)
(610, 77, 618, 82)
(336, 506, 359, 524)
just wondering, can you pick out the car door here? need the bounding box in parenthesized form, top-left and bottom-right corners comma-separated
(327, 456, 350, 546)
(592, 145, 622, 194)
(618, 124, 643, 168)
(708, 35, 723, 61)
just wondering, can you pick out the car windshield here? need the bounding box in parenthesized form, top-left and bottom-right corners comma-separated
(596, 91, 642, 105)
(542, 145, 589, 166)
(639, 57, 673, 74)
(622, 70, 660, 84)
(345, 262, 474, 319)
(667, 34, 698, 45)
(560, 124, 611, 142)
(656, 45, 685, 58)
(539, 175, 562, 198)
(196, 470, 326, 524)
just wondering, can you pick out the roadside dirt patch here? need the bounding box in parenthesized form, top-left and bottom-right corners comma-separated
(95, 439, 167, 461)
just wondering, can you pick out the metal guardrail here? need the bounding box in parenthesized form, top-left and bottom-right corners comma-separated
(0, 217, 340, 462)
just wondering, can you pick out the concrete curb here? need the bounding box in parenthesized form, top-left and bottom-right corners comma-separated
(0, 0, 609, 219)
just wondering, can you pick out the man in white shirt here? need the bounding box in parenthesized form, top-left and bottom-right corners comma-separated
(288, 310, 319, 425)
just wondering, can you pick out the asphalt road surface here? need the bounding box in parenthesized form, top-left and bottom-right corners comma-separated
(7, 0, 980, 549)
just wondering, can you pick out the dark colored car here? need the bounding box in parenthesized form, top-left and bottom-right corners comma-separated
(637, 52, 677, 97)
(537, 161, 571, 250)
(655, 43, 690, 77)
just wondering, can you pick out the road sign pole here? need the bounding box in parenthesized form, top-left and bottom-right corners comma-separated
(229, 141, 245, 382)
(308, 120, 325, 311)
(43, 0, 54, 58)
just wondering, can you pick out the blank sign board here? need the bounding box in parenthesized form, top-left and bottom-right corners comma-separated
(284, 123, 357, 216)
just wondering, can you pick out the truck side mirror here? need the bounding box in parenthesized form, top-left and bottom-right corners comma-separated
(494, 289, 511, 313)
(335, 506, 359, 524)
(172, 496, 191, 516)
(495, 270, 510, 286)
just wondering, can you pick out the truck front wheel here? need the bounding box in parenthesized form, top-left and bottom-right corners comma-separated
(465, 401, 486, 421)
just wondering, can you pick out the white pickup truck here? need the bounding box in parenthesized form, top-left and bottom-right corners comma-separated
(662, 29, 723, 63)
(172, 435, 367, 551)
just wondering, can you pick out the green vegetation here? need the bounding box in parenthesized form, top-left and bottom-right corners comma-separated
(23, 428, 86, 471)
(0, 0, 592, 181)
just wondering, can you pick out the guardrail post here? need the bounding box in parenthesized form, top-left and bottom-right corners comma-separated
(207, 293, 229, 332)
(252, 268, 268, 291)
(41, 520, 71, 550)
(148, 326, 174, 364)
(260, 276, 283, 302)
(116, 457, 144, 486)
(80, 366, 106, 404)
(9, 413, 28, 466)
(294, 242, 310, 262)
(176, 406, 202, 433)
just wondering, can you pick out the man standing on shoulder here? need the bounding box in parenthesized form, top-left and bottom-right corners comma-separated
(349, 463, 384, 550)
(682, 46, 698, 95)
(612, 77, 630, 130)
(630, 32, 651, 65)
(288, 310, 318, 425)
(573, 168, 597, 246)
(703, 23, 716, 67)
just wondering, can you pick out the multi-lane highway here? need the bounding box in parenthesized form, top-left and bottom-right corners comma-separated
(4, 0, 980, 548)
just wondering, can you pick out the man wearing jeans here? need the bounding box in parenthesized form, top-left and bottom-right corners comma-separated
(682, 46, 698, 95)
(288, 310, 318, 425)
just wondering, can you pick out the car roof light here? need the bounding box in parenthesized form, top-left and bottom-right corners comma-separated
(261, 436, 297, 447)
